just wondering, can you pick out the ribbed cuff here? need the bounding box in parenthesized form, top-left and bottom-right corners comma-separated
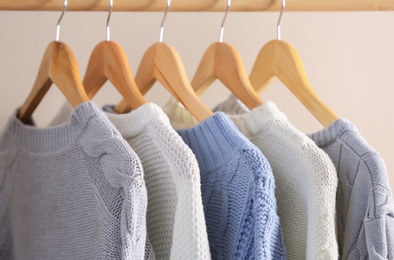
(176, 113, 252, 173)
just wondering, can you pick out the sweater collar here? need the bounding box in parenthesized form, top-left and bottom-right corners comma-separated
(2, 101, 102, 153)
(164, 98, 288, 139)
(103, 103, 171, 139)
(227, 101, 288, 138)
(308, 118, 357, 147)
(176, 113, 252, 173)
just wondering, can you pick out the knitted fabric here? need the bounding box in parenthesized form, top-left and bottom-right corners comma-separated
(164, 98, 199, 130)
(0, 102, 147, 260)
(309, 119, 394, 259)
(164, 96, 248, 129)
(212, 95, 250, 116)
(165, 98, 339, 260)
(175, 113, 286, 260)
(49, 102, 211, 260)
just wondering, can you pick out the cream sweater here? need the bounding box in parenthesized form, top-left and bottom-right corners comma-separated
(164, 98, 339, 260)
(50, 102, 211, 260)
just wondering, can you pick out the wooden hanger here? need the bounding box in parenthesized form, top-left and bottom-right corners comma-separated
(249, 0, 338, 127)
(83, 1, 146, 112)
(115, 0, 213, 121)
(83, 40, 147, 112)
(18, 1, 89, 123)
(191, 42, 263, 110)
(114, 42, 213, 121)
(191, 0, 263, 110)
(17, 41, 89, 123)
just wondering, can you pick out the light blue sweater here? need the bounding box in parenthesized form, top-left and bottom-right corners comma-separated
(176, 113, 286, 260)
(309, 119, 394, 259)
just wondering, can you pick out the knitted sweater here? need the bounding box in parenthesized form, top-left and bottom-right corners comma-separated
(214, 95, 394, 259)
(165, 98, 339, 260)
(0, 102, 147, 260)
(175, 113, 286, 260)
(50, 102, 211, 260)
(309, 119, 394, 259)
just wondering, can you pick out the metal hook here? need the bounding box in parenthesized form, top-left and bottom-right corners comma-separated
(159, 0, 171, 43)
(277, 0, 286, 40)
(55, 0, 68, 42)
(106, 0, 113, 41)
(219, 0, 231, 42)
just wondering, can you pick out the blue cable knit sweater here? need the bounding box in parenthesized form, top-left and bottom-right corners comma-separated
(176, 113, 286, 260)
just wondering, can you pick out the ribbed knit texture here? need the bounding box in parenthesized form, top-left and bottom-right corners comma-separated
(0, 102, 147, 260)
(175, 113, 286, 260)
(165, 97, 339, 260)
(309, 119, 394, 259)
(49, 102, 211, 260)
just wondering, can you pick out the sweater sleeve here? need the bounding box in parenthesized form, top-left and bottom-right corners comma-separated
(0, 162, 11, 259)
(363, 182, 394, 259)
(364, 213, 394, 259)
(100, 151, 147, 260)
(81, 129, 148, 260)
(238, 149, 287, 260)
(302, 142, 339, 260)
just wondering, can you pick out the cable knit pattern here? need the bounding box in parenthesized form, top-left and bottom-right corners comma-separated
(49, 102, 211, 260)
(309, 119, 394, 259)
(165, 97, 338, 260)
(176, 113, 286, 260)
(0, 102, 147, 260)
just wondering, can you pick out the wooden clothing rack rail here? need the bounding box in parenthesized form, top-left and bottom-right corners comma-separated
(1, 0, 394, 12)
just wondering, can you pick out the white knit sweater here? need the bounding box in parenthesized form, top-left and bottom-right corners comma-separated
(164, 97, 339, 260)
(50, 102, 211, 260)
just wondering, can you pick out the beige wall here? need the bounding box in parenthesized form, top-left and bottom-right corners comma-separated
(1, 11, 393, 191)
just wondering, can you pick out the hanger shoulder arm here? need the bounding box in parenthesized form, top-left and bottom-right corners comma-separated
(102, 41, 147, 109)
(215, 42, 263, 109)
(249, 40, 277, 92)
(155, 43, 213, 121)
(83, 42, 107, 98)
(51, 42, 89, 107)
(113, 43, 156, 114)
(191, 43, 216, 95)
(276, 41, 339, 126)
(83, 41, 147, 110)
(18, 41, 89, 123)
(134, 44, 156, 95)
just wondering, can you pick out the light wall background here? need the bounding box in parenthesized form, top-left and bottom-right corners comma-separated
(1, 10, 393, 191)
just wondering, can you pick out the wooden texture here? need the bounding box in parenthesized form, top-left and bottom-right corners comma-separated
(115, 42, 213, 122)
(1, 0, 394, 11)
(83, 41, 147, 111)
(249, 39, 339, 127)
(18, 41, 89, 123)
(192, 42, 263, 110)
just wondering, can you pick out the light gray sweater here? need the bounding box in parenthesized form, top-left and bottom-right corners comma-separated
(50, 102, 212, 260)
(309, 119, 394, 259)
(0, 102, 147, 259)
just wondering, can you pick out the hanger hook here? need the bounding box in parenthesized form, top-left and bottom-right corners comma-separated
(159, 0, 171, 43)
(56, 0, 68, 42)
(106, 0, 113, 41)
(219, 0, 231, 42)
(277, 0, 285, 40)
